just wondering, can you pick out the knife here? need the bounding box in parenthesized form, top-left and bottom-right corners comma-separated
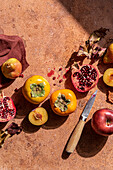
(66, 90, 97, 153)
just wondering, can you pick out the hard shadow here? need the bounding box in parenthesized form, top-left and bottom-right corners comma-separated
(11, 87, 38, 119)
(0, 122, 7, 130)
(76, 119, 108, 157)
(65, 52, 85, 69)
(97, 76, 107, 94)
(97, 76, 113, 103)
(41, 99, 68, 129)
(21, 114, 40, 133)
(58, 0, 113, 34)
(97, 62, 113, 75)
(0, 67, 15, 89)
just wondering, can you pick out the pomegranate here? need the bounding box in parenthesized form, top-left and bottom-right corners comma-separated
(0, 92, 16, 122)
(71, 64, 99, 92)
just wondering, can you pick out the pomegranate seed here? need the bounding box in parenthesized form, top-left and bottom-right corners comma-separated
(0, 106, 3, 110)
(19, 73, 24, 78)
(59, 79, 63, 83)
(14, 88, 19, 92)
(59, 67, 62, 71)
(5, 97, 10, 101)
(52, 77, 56, 80)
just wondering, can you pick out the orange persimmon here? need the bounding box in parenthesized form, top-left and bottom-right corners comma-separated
(50, 89, 77, 116)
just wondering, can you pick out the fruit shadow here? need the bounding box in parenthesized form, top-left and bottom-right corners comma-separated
(97, 62, 113, 75)
(76, 119, 108, 157)
(65, 52, 86, 69)
(0, 122, 8, 130)
(0, 67, 15, 89)
(62, 119, 108, 159)
(97, 76, 113, 104)
(97, 76, 108, 94)
(21, 114, 40, 133)
(11, 87, 38, 119)
(41, 99, 68, 129)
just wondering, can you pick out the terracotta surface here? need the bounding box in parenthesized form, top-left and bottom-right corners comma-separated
(0, 0, 113, 170)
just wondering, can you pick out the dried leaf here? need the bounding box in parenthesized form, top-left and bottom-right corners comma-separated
(6, 122, 22, 136)
(77, 27, 109, 60)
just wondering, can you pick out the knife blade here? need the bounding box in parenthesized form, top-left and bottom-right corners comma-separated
(66, 90, 97, 153)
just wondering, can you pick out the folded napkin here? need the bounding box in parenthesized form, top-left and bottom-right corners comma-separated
(0, 34, 29, 89)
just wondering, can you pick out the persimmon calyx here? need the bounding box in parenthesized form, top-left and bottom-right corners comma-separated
(54, 93, 70, 112)
(30, 83, 45, 97)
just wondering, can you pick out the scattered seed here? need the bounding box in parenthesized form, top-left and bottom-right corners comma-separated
(59, 79, 63, 83)
(19, 73, 24, 78)
(59, 67, 62, 71)
(14, 88, 19, 92)
(52, 77, 56, 80)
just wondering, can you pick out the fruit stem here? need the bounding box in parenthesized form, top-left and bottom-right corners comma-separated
(106, 119, 111, 126)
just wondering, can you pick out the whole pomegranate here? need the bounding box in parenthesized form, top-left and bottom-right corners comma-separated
(0, 92, 16, 122)
(1, 58, 22, 79)
(71, 64, 99, 92)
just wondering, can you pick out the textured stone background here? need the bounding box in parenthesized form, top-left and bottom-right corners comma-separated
(0, 0, 113, 170)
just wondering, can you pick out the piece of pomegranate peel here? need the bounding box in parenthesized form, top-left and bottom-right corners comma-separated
(0, 91, 16, 122)
(71, 64, 99, 92)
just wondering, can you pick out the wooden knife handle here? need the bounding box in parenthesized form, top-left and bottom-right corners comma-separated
(66, 119, 85, 153)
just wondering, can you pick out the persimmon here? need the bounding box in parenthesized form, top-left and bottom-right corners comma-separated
(22, 75, 50, 104)
(50, 89, 77, 116)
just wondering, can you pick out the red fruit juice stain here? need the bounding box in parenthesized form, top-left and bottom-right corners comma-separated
(57, 74, 60, 79)
(59, 79, 63, 83)
(47, 70, 54, 77)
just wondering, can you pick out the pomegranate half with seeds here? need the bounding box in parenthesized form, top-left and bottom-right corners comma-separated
(71, 64, 99, 92)
(0, 92, 16, 122)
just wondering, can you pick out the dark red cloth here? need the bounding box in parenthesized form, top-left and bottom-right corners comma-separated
(0, 34, 29, 89)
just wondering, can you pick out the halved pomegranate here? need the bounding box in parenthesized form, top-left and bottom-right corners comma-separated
(0, 92, 16, 122)
(71, 64, 99, 92)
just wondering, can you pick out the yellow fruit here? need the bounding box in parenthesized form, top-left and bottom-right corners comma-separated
(1, 58, 22, 79)
(28, 107, 48, 126)
(22, 75, 50, 104)
(103, 68, 113, 86)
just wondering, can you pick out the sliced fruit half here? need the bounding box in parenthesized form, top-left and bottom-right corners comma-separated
(28, 107, 48, 126)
